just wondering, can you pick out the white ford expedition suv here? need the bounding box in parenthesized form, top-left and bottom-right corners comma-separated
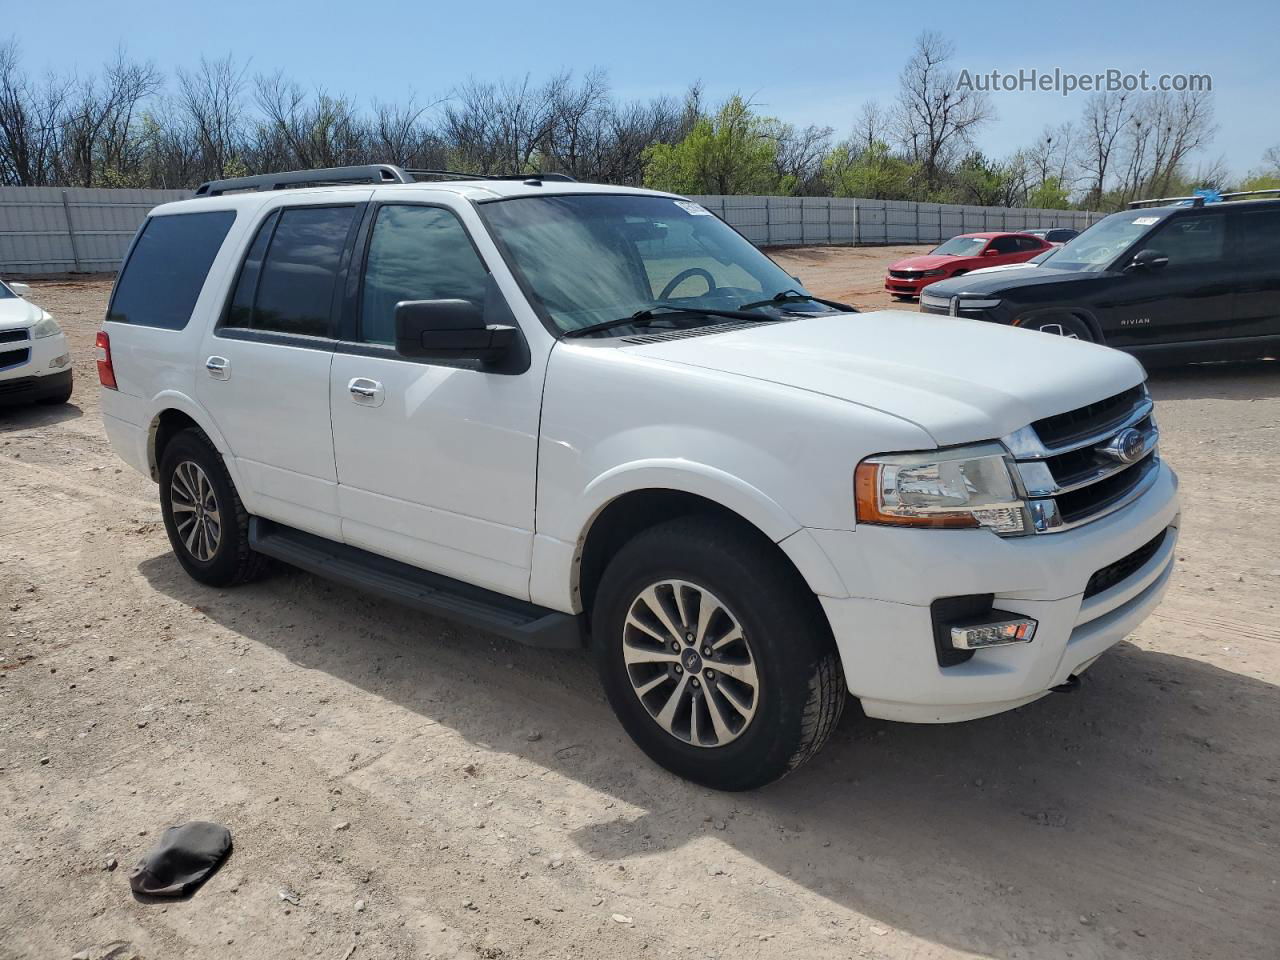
(100, 165, 1180, 790)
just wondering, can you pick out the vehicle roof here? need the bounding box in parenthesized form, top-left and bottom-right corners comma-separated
(1114, 196, 1280, 218)
(148, 178, 681, 217)
(954, 231, 1049, 239)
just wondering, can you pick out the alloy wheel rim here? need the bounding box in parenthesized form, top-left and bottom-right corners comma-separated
(170, 460, 221, 562)
(622, 579, 759, 748)
(1038, 322, 1080, 339)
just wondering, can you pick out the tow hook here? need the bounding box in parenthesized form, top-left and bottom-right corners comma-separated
(1050, 674, 1081, 694)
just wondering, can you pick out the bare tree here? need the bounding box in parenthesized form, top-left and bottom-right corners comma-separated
(176, 55, 248, 181)
(850, 101, 890, 152)
(0, 39, 70, 185)
(893, 31, 993, 195)
(1077, 91, 1130, 207)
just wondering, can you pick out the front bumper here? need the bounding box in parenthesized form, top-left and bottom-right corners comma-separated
(885, 275, 938, 296)
(813, 460, 1180, 723)
(0, 331, 72, 406)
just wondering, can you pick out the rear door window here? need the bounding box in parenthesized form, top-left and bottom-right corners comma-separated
(1233, 208, 1280, 264)
(108, 211, 236, 329)
(226, 205, 357, 337)
(989, 236, 1020, 254)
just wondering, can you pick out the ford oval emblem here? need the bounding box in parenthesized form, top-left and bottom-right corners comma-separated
(1102, 427, 1146, 464)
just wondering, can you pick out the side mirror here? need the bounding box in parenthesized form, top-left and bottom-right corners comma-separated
(8, 281, 31, 297)
(394, 299, 517, 365)
(983, 249, 1000, 257)
(1128, 249, 1169, 272)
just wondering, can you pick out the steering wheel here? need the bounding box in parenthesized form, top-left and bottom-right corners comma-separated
(660, 267, 717, 301)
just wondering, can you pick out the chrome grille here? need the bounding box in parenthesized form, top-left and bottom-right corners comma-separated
(1003, 385, 1159, 534)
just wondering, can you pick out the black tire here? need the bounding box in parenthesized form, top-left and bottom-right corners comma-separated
(158, 427, 266, 587)
(591, 516, 845, 791)
(891, 294, 914, 302)
(1020, 313, 1096, 342)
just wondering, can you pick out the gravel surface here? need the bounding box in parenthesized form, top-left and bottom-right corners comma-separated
(2, 248, 1278, 960)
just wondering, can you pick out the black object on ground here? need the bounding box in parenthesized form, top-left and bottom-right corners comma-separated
(128, 821, 232, 897)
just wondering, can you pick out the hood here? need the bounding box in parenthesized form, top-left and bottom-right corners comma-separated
(0, 296, 42, 331)
(965, 261, 1038, 276)
(621, 311, 1145, 447)
(888, 254, 966, 271)
(925, 265, 1095, 298)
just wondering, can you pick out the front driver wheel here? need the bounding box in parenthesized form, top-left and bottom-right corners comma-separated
(592, 516, 845, 790)
(1021, 313, 1095, 342)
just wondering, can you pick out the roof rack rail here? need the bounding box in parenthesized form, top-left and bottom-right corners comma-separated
(404, 168, 577, 183)
(194, 164, 413, 197)
(1127, 194, 1209, 209)
(1128, 187, 1280, 209)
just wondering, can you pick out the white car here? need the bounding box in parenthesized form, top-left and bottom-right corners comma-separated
(0, 279, 73, 407)
(965, 246, 1057, 276)
(99, 166, 1180, 790)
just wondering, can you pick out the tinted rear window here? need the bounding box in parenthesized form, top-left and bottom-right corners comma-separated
(108, 211, 236, 329)
(226, 206, 355, 337)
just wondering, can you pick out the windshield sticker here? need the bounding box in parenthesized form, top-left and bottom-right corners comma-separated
(1132, 216, 1160, 225)
(674, 200, 712, 216)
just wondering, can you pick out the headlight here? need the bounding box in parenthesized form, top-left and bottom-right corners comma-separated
(855, 445, 1026, 534)
(920, 269, 946, 278)
(31, 315, 62, 339)
(956, 298, 1001, 310)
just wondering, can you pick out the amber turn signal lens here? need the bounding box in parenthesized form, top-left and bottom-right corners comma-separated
(854, 461, 979, 528)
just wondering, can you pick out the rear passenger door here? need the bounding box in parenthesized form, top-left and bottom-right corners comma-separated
(1228, 206, 1280, 339)
(197, 197, 367, 540)
(328, 200, 543, 600)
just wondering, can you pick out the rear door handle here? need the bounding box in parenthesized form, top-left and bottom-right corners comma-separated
(205, 356, 230, 380)
(348, 377, 384, 407)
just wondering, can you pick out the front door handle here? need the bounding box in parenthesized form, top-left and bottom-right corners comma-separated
(205, 356, 230, 380)
(348, 377, 384, 407)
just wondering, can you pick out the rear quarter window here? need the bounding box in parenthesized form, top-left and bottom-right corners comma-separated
(107, 211, 236, 329)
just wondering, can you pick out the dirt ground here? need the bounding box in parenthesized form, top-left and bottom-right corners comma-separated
(2, 246, 1277, 960)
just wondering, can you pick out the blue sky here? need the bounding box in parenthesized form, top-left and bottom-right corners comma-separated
(17, 0, 1280, 180)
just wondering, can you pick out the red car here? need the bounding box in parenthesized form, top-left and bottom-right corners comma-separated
(884, 232, 1053, 300)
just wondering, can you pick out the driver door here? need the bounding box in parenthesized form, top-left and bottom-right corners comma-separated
(1103, 212, 1233, 346)
(328, 200, 545, 600)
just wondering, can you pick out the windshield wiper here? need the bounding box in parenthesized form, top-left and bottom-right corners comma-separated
(562, 303, 781, 339)
(738, 289, 857, 313)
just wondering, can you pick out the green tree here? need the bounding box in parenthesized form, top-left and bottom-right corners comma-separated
(1026, 176, 1071, 209)
(642, 96, 781, 195)
(822, 139, 916, 199)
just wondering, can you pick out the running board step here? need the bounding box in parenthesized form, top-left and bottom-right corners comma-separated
(249, 518, 582, 650)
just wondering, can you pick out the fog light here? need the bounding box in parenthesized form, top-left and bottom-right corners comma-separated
(950, 615, 1038, 650)
(49, 353, 70, 369)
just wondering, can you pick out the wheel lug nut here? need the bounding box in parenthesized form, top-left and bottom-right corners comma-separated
(705, 669, 714, 679)
(671, 641, 680, 652)
(674, 665, 682, 674)
(702, 646, 711, 657)
(691, 677, 700, 687)
(685, 633, 694, 644)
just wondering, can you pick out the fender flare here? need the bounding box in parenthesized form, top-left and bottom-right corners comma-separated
(570, 459, 848, 602)
(145, 391, 242, 486)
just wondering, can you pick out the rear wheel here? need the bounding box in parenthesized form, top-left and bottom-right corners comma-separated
(159, 428, 266, 587)
(592, 516, 845, 791)
(1020, 313, 1095, 342)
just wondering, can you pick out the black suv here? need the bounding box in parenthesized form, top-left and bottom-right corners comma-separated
(920, 192, 1280, 364)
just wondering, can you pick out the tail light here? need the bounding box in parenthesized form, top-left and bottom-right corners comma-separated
(96, 330, 117, 390)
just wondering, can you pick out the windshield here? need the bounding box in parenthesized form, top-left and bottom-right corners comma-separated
(1048, 211, 1163, 272)
(479, 194, 812, 334)
(930, 236, 988, 256)
(0, 282, 15, 300)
